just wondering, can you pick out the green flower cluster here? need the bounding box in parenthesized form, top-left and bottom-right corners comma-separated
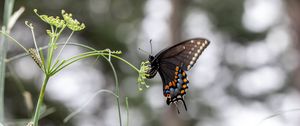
(137, 61, 151, 91)
(62, 10, 85, 31)
(34, 9, 65, 28)
(34, 9, 85, 32)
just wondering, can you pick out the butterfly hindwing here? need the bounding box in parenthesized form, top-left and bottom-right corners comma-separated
(159, 65, 189, 106)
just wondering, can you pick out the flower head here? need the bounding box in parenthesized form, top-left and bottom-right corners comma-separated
(137, 61, 151, 91)
(62, 10, 85, 31)
(34, 9, 66, 28)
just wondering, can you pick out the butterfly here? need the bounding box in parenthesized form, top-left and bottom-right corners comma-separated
(146, 38, 210, 112)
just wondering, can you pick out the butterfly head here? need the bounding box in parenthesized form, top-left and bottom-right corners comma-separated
(146, 55, 158, 79)
(148, 55, 155, 62)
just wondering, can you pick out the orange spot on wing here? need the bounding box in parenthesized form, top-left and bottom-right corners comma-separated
(182, 72, 186, 76)
(175, 66, 179, 71)
(181, 90, 185, 94)
(172, 81, 176, 87)
(166, 94, 170, 98)
(168, 82, 172, 87)
(165, 85, 169, 90)
(183, 79, 188, 83)
(182, 84, 187, 89)
(175, 71, 178, 75)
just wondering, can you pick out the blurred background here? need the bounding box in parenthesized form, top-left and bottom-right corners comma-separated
(1, 0, 300, 126)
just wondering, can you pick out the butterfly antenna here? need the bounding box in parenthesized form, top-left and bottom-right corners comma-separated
(149, 39, 153, 55)
(138, 48, 150, 55)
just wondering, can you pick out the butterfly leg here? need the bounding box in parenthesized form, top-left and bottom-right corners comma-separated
(174, 102, 181, 114)
(179, 98, 188, 111)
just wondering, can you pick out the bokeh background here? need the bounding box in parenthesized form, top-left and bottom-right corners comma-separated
(1, 0, 300, 126)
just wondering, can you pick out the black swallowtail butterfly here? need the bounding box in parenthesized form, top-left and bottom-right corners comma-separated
(146, 38, 210, 112)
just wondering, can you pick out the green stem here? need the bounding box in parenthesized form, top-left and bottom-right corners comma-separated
(105, 57, 122, 126)
(53, 31, 74, 62)
(32, 75, 50, 126)
(29, 24, 40, 58)
(63, 89, 118, 123)
(125, 97, 129, 126)
(0, 0, 15, 123)
(51, 52, 139, 76)
(0, 30, 27, 52)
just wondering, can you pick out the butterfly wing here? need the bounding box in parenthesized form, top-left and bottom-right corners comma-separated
(157, 38, 210, 71)
(156, 38, 210, 109)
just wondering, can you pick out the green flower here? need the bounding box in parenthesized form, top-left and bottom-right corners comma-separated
(137, 61, 151, 91)
(62, 10, 85, 31)
(34, 9, 66, 28)
(46, 29, 56, 37)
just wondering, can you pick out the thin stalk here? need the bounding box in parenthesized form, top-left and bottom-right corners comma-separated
(125, 97, 129, 126)
(63, 89, 118, 123)
(50, 52, 139, 76)
(6, 43, 105, 62)
(53, 31, 74, 62)
(52, 52, 123, 126)
(46, 31, 55, 73)
(105, 56, 122, 126)
(0, 30, 27, 52)
(5, 42, 140, 73)
(32, 75, 50, 126)
(0, 0, 15, 123)
(29, 25, 40, 58)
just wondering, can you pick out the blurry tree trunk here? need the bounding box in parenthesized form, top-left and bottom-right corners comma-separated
(163, 0, 188, 126)
(287, 0, 300, 89)
(169, 0, 188, 43)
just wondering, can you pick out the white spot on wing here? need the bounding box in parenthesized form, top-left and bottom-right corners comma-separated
(194, 53, 198, 57)
(190, 61, 194, 65)
(204, 40, 208, 44)
(200, 46, 204, 50)
(192, 57, 196, 61)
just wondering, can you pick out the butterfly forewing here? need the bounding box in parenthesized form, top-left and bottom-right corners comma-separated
(158, 38, 210, 71)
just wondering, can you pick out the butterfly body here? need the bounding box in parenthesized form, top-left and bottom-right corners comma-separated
(146, 38, 210, 111)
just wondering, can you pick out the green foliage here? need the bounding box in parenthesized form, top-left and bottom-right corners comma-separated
(0, 9, 151, 126)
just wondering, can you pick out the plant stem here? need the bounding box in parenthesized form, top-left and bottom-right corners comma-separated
(32, 75, 50, 126)
(53, 31, 74, 62)
(0, 0, 15, 123)
(125, 97, 129, 126)
(63, 89, 118, 123)
(0, 30, 27, 52)
(106, 58, 122, 126)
